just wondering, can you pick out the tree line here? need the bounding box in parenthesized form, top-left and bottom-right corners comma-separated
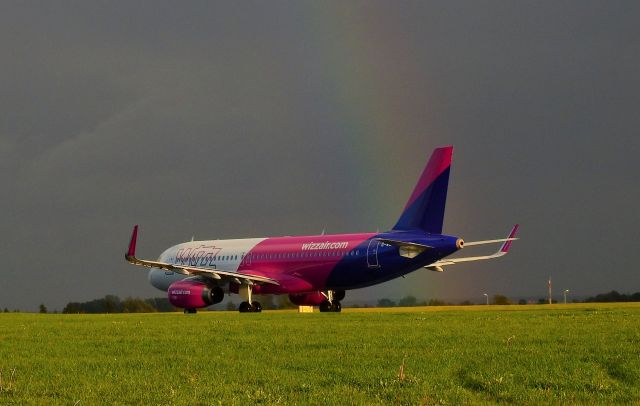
(61, 294, 298, 313)
(5, 290, 640, 314)
(375, 294, 508, 307)
(61, 295, 176, 313)
(583, 290, 640, 303)
(375, 291, 640, 307)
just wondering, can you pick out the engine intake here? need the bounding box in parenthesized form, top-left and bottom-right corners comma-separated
(168, 278, 224, 309)
(288, 292, 326, 306)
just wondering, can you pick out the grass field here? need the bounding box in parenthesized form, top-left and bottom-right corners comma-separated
(1, 303, 639, 405)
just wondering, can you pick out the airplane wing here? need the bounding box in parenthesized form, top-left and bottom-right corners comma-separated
(425, 224, 519, 271)
(124, 225, 279, 286)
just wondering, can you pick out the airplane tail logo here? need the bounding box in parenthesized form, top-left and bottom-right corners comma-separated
(393, 146, 453, 234)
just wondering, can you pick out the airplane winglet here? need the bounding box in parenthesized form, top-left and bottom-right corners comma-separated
(500, 224, 519, 253)
(126, 225, 139, 260)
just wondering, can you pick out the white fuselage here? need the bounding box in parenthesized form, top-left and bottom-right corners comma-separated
(148, 238, 266, 291)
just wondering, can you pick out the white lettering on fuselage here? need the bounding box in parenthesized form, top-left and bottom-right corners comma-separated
(175, 245, 222, 267)
(170, 289, 191, 295)
(301, 241, 349, 250)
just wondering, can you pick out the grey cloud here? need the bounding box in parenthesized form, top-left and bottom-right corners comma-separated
(1, 1, 639, 310)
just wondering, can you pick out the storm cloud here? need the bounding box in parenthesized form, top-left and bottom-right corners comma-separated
(1, 1, 639, 310)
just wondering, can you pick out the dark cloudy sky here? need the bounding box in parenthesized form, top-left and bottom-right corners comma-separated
(1, 2, 639, 311)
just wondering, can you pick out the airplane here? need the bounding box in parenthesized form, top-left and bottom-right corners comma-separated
(125, 146, 518, 313)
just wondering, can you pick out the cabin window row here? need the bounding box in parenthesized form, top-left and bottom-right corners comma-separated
(247, 250, 360, 260)
(184, 250, 362, 264)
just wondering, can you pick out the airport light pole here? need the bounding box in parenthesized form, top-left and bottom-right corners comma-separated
(483, 293, 489, 305)
(564, 289, 570, 304)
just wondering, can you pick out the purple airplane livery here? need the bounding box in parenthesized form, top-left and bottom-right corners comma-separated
(126, 146, 519, 313)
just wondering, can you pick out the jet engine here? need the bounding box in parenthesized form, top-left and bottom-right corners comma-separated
(168, 278, 224, 309)
(288, 292, 327, 306)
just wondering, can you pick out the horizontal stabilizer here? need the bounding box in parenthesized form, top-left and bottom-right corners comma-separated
(463, 237, 519, 247)
(426, 224, 519, 269)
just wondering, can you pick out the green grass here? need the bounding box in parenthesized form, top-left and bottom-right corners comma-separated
(1, 303, 639, 405)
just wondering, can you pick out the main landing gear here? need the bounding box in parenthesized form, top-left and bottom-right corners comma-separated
(238, 283, 262, 313)
(184, 308, 197, 314)
(319, 300, 341, 312)
(239, 301, 262, 313)
(319, 290, 344, 312)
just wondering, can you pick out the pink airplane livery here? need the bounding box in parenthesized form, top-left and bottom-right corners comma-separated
(126, 146, 519, 313)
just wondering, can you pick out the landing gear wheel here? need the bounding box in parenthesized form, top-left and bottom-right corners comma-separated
(252, 301, 262, 313)
(239, 302, 252, 313)
(333, 290, 346, 301)
(319, 300, 332, 312)
(184, 308, 197, 314)
(332, 301, 342, 312)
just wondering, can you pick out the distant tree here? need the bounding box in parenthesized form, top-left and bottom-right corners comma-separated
(144, 298, 177, 312)
(537, 298, 547, 304)
(459, 300, 473, 306)
(427, 299, 447, 306)
(276, 295, 296, 309)
(398, 295, 418, 307)
(518, 299, 527, 305)
(254, 295, 276, 310)
(39, 304, 48, 314)
(63, 303, 83, 313)
(584, 290, 640, 303)
(103, 295, 122, 313)
(377, 298, 396, 307)
(3, 308, 8, 313)
(122, 298, 156, 313)
(492, 295, 511, 305)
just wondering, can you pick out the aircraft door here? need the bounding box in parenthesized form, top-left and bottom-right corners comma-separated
(242, 252, 252, 266)
(367, 240, 381, 268)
